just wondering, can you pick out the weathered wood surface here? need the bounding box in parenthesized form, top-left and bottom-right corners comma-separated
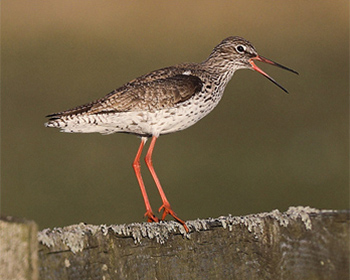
(0, 216, 38, 280)
(38, 207, 349, 280)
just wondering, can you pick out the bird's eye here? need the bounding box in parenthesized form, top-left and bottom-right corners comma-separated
(236, 45, 246, 53)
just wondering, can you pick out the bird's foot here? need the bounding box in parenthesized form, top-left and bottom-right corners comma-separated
(144, 210, 159, 222)
(158, 204, 189, 233)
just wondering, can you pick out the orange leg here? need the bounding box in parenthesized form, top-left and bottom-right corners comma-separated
(144, 136, 189, 232)
(132, 137, 159, 223)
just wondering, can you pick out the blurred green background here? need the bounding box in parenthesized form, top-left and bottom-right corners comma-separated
(2, 1, 349, 230)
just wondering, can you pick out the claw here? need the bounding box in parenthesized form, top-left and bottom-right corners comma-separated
(144, 211, 159, 222)
(159, 204, 189, 232)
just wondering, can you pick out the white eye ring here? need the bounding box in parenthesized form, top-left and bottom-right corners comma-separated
(236, 45, 246, 53)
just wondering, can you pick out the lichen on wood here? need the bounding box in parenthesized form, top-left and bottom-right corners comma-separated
(37, 206, 350, 280)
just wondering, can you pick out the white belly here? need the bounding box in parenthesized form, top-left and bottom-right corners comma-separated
(46, 91, 223, 137)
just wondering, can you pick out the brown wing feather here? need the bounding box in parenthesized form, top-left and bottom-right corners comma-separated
(90, 74, 203, 113)
(46, 69, 203, 119)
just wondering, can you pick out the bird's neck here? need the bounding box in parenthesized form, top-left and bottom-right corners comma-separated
(200, 56, 238, 86)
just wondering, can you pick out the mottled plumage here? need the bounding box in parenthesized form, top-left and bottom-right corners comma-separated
(45, 37, 265, 136)
(45, 36, 297, 231)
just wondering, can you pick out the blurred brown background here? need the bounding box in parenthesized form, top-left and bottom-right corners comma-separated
(2, 1, 349, 229)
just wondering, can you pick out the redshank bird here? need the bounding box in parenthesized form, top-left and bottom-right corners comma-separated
(45, 36, 298, 232)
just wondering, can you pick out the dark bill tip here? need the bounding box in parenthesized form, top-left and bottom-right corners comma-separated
(249, 56, 298, 93)
(257, 55, 299, 75)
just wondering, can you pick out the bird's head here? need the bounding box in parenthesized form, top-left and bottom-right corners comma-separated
(207, 36, 298, 93)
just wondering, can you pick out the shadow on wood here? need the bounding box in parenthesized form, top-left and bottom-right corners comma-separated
(35, 206, 349, 280)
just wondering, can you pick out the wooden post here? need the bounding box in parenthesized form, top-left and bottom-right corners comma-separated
(37, 207, 350, 280)
(0, 216, 38, 280)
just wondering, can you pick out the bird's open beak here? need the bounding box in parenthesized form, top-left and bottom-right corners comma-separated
(249, 55, 298, 93)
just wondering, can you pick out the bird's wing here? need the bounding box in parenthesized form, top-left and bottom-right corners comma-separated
(46, 73, 203, 119)
(91, 74, 203, 113)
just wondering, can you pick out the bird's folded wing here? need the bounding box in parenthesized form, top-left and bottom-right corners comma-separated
(47, 74, 203, 119)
